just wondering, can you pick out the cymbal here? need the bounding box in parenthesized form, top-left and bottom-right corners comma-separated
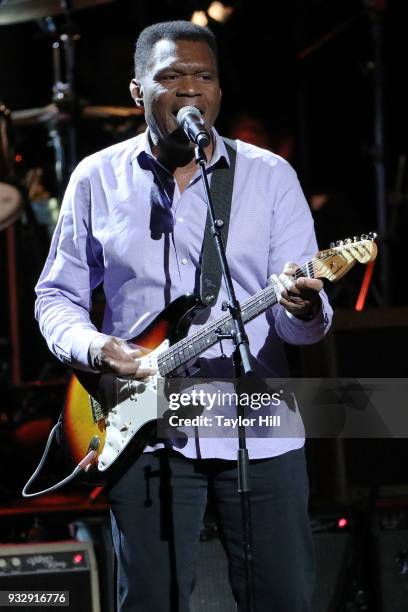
(0, 0, 113, 26)
(82, 105, 144, 119)
(11, 104, 60, 126)
(11, 103, 143, 126)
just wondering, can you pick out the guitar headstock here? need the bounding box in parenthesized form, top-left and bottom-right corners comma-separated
(312, 233, 378, 282)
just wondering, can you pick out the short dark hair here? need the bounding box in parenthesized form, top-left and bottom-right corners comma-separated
(134, 20, 218, 79)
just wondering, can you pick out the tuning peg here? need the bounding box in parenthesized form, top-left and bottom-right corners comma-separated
(330, 242, 336, 248)
(353, 236, 360, 242)
(368, 231, 377, 240)
(336, 240, 344, 246)
(360, 233, 368, 240)
(344, 238, 352, 244)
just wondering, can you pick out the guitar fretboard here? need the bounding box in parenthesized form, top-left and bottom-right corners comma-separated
(157, 262, 314, 376)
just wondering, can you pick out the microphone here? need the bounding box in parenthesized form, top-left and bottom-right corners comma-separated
(176, 106, 211, 148)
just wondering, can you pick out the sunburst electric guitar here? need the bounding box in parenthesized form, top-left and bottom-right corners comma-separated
(63, 234, 377, 483)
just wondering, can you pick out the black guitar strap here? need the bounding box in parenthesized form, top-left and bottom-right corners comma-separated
(199, 137, 237, 307)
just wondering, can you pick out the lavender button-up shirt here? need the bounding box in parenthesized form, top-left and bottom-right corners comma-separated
(35, 129, 332, 460)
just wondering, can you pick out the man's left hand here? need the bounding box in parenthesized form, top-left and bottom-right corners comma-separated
(275, 262, 323, 320)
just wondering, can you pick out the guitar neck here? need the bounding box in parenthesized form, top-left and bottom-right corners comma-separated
(158, 262, 311, 376)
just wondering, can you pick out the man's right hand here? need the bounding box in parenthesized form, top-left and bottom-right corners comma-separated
(88, 334, 156, 378)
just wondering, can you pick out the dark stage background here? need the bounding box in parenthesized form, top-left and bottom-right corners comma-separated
(0, 1, 407, 609)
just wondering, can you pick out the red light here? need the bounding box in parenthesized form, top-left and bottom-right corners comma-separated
(15, 154, 22, 162)
(338, 518, 348, 529)
(73, 553, 84, 564)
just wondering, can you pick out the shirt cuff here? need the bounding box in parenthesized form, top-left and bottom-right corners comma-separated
(70, 328, 105, 372)
(285, 302, 330, 332)
(275, 297, 332, 345)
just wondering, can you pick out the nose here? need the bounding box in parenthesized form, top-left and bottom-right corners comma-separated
(176, 75, 202, 98)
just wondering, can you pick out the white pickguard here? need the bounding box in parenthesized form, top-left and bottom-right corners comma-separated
(97, 339, 169, 471)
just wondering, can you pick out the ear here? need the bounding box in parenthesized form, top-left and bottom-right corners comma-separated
(129, 79, 144, 107)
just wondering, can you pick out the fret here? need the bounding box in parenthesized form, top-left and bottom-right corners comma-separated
(184, 340, 194, 360)
(174, 347, 183, 367)
(197, 331, 207, 352)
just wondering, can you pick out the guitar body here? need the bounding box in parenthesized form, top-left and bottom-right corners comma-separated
(62, 293, 204, 485)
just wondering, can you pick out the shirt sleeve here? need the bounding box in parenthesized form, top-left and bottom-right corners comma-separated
(34, 161, 104, 371)
(267, 163, 333, 345)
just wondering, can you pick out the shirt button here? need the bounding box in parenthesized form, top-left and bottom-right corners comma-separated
(181, 258, 188, 265)
(178, 217, 184, 223)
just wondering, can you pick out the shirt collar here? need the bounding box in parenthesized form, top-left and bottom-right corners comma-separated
(131, 127, 230, 171)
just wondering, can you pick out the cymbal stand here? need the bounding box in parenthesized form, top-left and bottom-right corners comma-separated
(40, 12, 79, 199)
(1, 106, 22, 386)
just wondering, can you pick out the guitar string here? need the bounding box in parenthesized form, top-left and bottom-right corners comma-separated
(157, 262, 312, 373)
(157, 261, 312, 375)
(157, 241, 371, 374)
(158, 278, 284, 372)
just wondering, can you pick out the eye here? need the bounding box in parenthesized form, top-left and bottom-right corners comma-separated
(197, 73, 214, 81)
(160, 72, 179, 81)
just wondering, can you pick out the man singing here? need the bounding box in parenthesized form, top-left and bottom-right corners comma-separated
(35, 20, 332, 612)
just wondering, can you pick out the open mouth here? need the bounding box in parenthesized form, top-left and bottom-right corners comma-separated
(173, 106, 204, 118)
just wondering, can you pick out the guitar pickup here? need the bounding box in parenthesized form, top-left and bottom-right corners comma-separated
(90, 395, 107, 423)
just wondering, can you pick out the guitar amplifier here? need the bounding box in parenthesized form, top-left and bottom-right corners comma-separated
(312, 530, 352, 611)
(0, 540, 100, 612)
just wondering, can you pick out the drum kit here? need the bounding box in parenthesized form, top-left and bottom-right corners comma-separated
(0, 0, 143, 476)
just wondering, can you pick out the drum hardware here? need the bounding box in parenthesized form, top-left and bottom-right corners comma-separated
(41, 14, 79, 199)
(0, 0, 114, 26)
(1, 102, 24, 386)
(10, 104, 61, 127)
(25, 168, 60, 238)
(1, 0, 144, 389)
(82, 105, 144, 119)
(0, 182, 23, 231)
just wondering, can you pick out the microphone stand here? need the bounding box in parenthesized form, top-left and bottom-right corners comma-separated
(194, 143, 255, 612)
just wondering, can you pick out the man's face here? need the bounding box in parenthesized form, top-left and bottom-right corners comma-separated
(134, 39, 221, 146)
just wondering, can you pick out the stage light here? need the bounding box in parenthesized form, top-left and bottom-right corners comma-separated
(191, 10, 208, 26)
(207, 1, 234, 23)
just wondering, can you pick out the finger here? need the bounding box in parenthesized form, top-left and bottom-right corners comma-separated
(282, 291, 307, 306)
(103, 354, 157, 377)
(269, 274, 284, 301)
(280, 293, 306, 309)
(295, 277, 323, 295)
(126, 347, 150, 359)
(113, 339, 147, 354)
(119, 365, 157, 380)
(100, 358, 139, 375)
(282, 262, 299, 276)
(279, 273, 296, 293)
(134, 367, 156, 380)
(105, 341, 149, 362)
(295, 276, 323, 292)
(126, 342, 150, 355)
